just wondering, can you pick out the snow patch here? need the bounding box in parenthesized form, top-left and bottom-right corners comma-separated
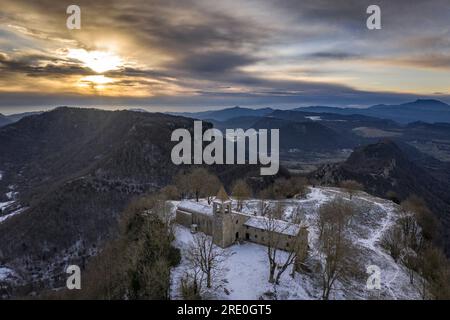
(0, 207, 27, 223)
(0, 267, 15, 281)
(244, 216, 300, 236)
(178, 201, 212, 216)
(6, 191, 18, 200)
(0, 200, 15, 211)
(170, 226, 312, 300)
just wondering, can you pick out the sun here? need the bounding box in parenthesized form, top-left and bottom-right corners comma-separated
(67, 48, 122, 73)
(77, 75, 115, 91)
(80, 75, 114, 85)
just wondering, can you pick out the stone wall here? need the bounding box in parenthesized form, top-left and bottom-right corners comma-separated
(175, 209, 192, 227)
(176, 205, 308, 254)
(192, 211, 213, 235)
(239, 224, 309, 252)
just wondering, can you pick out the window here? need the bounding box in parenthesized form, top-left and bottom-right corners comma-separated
(255, 234, 258, 239)
(236, 220, 239, 224)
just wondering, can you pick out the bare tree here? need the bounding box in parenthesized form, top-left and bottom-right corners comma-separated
(386, 190, 400, 204)
(232, 179, 252, 211)
(175, 168, 221, 202)
(401, 195, 438, 242)
(291, 204, 306, 225)
(339, 180, 363, 200)
(402, 248, 418, 285)
(397, 208, 423, 252)
(381, 225, 403, 262)
(382, 203, 424, 281)
(257, 202, 281, 283)
(418, 245, 450, 300)
(204, 174, 221, 204)
(142, 193, 175, 243)
(273, 177, 309, 199)
(280, 225, 308, 280)
(317, 198, 354, 240)
(174, 172, 191, 199)
(160, 184, 180, 200)
(180, 268, 204, 300)
(187, 233, 225, 288)
(262, 203, 308, 284)
(317, 198, 360, 300)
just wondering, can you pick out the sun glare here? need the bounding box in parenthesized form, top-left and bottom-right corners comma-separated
(77, 75, 115, 92)
(80, 75, 114, 84)
(67, 49, 122, 73)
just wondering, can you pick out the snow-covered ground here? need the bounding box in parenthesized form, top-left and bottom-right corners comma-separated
(0, 267, 16, 281)
(0, 182, 25, 224)
(169, 187, 423, 300)
(0, 207, 27, 223)
(0, 200, 15, 212)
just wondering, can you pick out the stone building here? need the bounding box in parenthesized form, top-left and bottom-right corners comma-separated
(175, 187, 308, 252)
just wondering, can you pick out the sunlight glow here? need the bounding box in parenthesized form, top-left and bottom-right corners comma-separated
(77, 75, 115, 91)
(67, 49, 122, 73)
(80, 75, 114, 85)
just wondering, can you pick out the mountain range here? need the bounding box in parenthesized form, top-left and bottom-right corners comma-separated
(170, 99, 450, 124)
(296, 99, 450, 124)
(0, 111, 42, 128)
(170, 106, 275, 121)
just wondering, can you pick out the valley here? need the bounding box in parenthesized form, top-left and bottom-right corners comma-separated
(0, 104, 449, 299)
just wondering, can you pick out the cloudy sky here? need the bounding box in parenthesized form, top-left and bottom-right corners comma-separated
(1, 0, 449, 114)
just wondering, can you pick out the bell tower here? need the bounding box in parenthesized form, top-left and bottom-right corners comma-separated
(212, 186, 233, 247)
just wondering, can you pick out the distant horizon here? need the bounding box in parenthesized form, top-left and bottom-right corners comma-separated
(1, 97, 450, 116)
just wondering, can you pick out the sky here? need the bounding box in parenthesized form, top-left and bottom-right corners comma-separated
(0, 0, 450, 114)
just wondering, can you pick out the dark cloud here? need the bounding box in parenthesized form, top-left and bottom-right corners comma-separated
(0, 52, 95, 77)
(105, 67, 172, 80)
(306, 52, 363, 61)
(175, 51, 260, 74)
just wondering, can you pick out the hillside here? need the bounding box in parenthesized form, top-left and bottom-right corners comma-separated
(311, 140, 450, 252)
(0, 114, 11, 127)
(251, 117, 353, 152)
(0, 111, 42, 128)
(170, 187, 423, 300)
(0, 107, 262, 295)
